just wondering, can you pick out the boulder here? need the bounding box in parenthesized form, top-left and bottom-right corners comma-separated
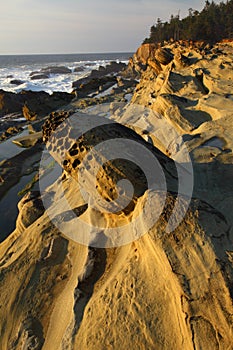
(135, 43, 156, 64)
(41, 66, 72, 74)
(10, 79, 24, 85)
(30, 74, 49, 80)
(74, 66, 85, 72)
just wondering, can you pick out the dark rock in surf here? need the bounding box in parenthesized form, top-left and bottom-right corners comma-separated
(74, 66, 85, 72)
(30, 66, 71, 78)
(30, 74, 49, 80)
(72, 61, 126, 91)
(10, 79, 24, 86)
(41, 66, 72, 74)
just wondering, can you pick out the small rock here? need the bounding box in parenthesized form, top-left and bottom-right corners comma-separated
(10, 79, 24, 85)
(74, 66, 85, 72)
(30, 74, 49, 80)
(22, 104, 37, 121)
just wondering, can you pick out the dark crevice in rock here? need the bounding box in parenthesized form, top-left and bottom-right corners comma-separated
(194, 72, 209, 95)
(71, 247, 107, 342)
(9, 316, 45, 350)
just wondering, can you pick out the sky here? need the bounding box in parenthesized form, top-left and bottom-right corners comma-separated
(0, 0, 222, 55)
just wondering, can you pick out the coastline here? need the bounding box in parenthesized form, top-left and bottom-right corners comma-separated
(0, 41, 233, 349)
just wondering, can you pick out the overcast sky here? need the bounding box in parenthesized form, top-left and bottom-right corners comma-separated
(0, 0, 221, 54)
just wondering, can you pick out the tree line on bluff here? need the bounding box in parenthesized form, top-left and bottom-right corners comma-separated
(144, 0, 233, 45)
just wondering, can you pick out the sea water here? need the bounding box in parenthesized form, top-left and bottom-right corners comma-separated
(0, 52, 132, 94)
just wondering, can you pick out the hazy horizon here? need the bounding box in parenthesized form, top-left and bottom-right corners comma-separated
(1, 0, 223, 55)
(0, 51, 134, 56)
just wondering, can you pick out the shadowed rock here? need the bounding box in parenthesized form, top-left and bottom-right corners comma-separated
(42, 111, 179, 213)
(0, 90, 73, 119)
(155, 48, 174, 65)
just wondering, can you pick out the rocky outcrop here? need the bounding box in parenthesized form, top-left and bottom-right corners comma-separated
(0, 179, 232, 349)
(42, 110, 74, 142)
(12, 131, 42, 148)
(128, 43, 189, 78)
(135, 43, 156, 64)
(72, 61, 126, 90)
(174, 50, 191, 68)
(0, 90, 73, 119)
(0, 142, 43, 201)
(42, 112, 179, 214)
(147, 58, 162, 75)
(120, 57, 143, 79)
(74, 66, 85, 72)
(0, 125, 23, 142)
(0, 43, 233, 350)
(125, 42, 233, 234)
(30, 66, 72, 77)
(41, 66, 72, 74)
(72, 76, 117, 97)
(155, 47, 174, 65)
(22, 104, 37, 121)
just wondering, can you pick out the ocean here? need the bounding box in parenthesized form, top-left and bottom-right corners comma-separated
(0, 52, 132, 94)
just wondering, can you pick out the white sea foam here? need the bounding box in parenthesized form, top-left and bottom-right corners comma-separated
(0, 54, 130, 94)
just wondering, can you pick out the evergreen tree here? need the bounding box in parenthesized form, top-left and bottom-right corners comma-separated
(143, 0, 233, 45)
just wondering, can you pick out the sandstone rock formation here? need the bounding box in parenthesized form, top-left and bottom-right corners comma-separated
(155, 47, 174, 65)
(42, 112, 179, 221)
(135, 43, 156, 65)
(0, 179, 232, 349)
(0, 42, 233, 349)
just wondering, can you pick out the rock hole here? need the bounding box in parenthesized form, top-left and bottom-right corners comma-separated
(73, 159, 81, 168)
(71, 142, 78, 149)
(69, 149, 79, 156)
